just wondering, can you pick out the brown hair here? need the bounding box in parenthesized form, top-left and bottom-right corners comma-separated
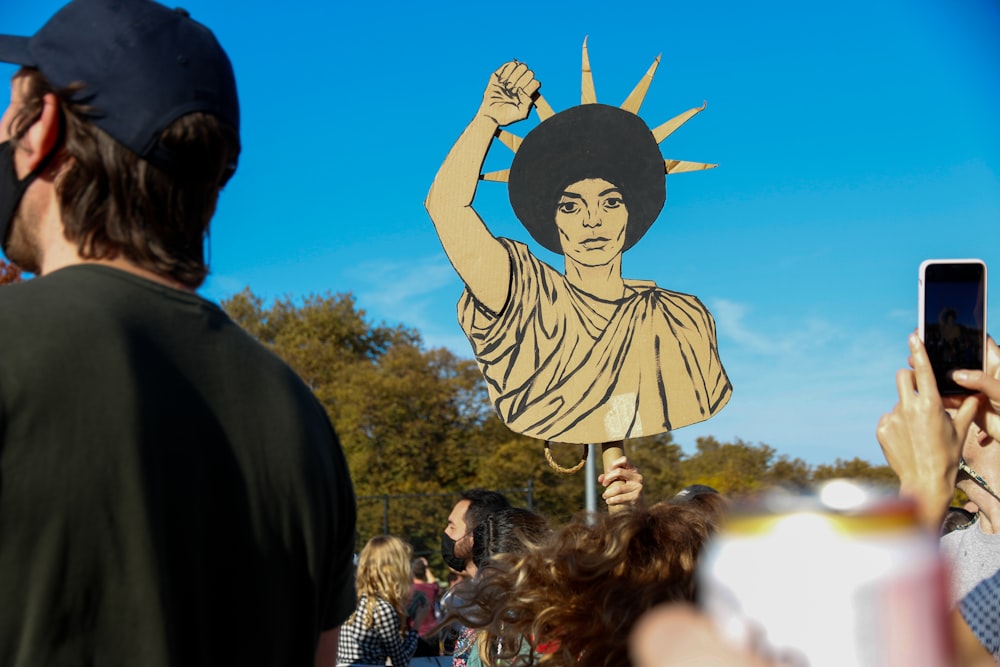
(8, 68, 240, 288)
(471, 506, 550, 571)
(450, 495, 726, 667)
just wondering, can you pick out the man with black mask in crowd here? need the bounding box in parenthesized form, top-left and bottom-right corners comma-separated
(438, 489, 510, 663)
(441, 489, 511, 577)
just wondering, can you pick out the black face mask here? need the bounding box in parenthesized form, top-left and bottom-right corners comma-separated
(0, 140, 57, 253)
(440, 531, 467, 572)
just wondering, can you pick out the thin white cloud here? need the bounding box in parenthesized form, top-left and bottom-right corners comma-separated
(349, 254, 470, 350)
(710, 297, 843, 359)
(348, 254, 457, 308)
(682, 296, 906, 464)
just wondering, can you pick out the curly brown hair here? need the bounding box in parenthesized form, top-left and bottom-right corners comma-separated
(8, 67, 239, 288)
(449, 495, 727, 667)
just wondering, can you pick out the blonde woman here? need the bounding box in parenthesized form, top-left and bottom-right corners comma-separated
(337, 536, 425, 667)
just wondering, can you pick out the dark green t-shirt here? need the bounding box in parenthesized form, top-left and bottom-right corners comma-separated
(0, 265, 356, 666)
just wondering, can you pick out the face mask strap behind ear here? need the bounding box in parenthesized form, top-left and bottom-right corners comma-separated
(0, 112, 65, 251)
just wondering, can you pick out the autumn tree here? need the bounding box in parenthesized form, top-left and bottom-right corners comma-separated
(223, 287, 903, 565)
(675, 436, 783, 495)
(812, 457, 897, 485)
(223, 289, 533, 559)
(0, 258, 22, 285)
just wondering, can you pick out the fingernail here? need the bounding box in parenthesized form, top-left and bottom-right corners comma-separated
(909, 333, 920, 348)
(953, 371, 969, 382)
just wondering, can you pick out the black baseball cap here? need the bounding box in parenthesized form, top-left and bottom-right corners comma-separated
(0, 0, 240, 174)
(669, 484, 720, 504)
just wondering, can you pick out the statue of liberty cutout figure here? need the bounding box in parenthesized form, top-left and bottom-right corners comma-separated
(426, 42, 732, 448)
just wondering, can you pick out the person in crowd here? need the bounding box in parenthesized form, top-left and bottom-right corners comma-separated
(877, 332, 999, 663)
(939, 416, 1000, 603)
(338, 536, 427, 667)
(452, 493, 726, 667)
(630, 604, 776, 667)
(442, 462, 645, 664)
(410, 557, 443, 657)
(442, 489, 512, 578)
(442, 464, 644, 583)
(629, 333, 1000, 667)
(440, 489, 512, 663)
(0, 2, 356, 665)
(447, 571, 466, 587)
(943, 503, 979, 536)
(470, 507, 552, 667)
(439, 570, 470, 656)
(470, 507, 552, 575)
(667, 483, 720, 506)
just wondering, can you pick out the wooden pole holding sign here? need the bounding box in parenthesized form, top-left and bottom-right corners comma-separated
(601, 441, 627, 514)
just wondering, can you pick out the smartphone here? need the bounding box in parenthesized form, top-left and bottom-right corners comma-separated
(918, 259, 987, 395)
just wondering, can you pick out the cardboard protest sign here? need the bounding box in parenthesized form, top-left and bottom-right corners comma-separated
(426, 39, 731, 447)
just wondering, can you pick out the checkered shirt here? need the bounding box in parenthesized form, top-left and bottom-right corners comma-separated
(336, 594, 419, 666)
(959, 569, 1000, 661)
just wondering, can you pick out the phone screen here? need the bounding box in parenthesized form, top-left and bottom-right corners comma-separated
(920, 261, 986, 395)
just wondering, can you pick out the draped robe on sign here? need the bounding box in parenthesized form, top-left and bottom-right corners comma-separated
(459, 239, 732, 444)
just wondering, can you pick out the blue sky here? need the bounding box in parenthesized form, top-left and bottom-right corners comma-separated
(3, 0, 999, 466)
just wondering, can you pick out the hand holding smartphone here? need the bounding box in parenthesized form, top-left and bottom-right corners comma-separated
(918, 259, 987, 395)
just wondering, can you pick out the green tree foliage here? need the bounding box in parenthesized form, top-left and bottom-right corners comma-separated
(676, 436, 781, 495)
(812, 457, 898, 485)
(474, 438, 585, 522)
(224, 290, 574, 555)
(627, 437, 890, 500)
(222, 288, 902, 568)
(224, 289, 496, 557)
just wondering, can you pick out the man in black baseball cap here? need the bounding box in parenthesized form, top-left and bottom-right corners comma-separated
(0, 0, 240, 276)
(0, 2, 357, 665)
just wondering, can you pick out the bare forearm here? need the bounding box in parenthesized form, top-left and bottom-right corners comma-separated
(899, 479, 954, 532)
(426, 114, 497, 213)
(425, 114, 509, 313)
(425, 62, 538, 314)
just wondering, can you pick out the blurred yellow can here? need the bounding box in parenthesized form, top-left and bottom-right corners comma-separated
(698, 480, 952, 666)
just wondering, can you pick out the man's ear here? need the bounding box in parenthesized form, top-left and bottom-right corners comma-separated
(19, 92, 62, 175)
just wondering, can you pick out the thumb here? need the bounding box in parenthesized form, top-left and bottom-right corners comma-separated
(952, 395, 980, 444)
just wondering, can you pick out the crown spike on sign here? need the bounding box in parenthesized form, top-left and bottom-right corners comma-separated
(497, 130, 522, 153)
(665, 159, 718, 174)
(479, 42, 717, 185)
(620, 54, 661, 114)
(581, 36, 597, 104)
(534, 93, 556, 121)
(481, 169, 510, 182)
(652, 102, 707, 144)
